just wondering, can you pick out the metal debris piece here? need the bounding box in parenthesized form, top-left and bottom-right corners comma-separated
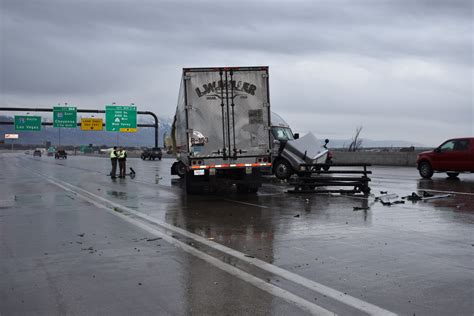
(146, 237, 162, 242)
(402, 192, 452, 202)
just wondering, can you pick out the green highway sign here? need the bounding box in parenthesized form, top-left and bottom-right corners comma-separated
(15, 116, 42, 131)
(105, 105, 137, 132)
(53, 106, 77, 128)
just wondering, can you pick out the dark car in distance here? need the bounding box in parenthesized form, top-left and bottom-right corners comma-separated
(33, 150, 42, 157)
(141, 147, 162, 160)
(417, 137, 474, 179)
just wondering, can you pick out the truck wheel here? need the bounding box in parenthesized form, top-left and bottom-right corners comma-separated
(176, 162, 186, 178)
(323, 158, 332, 171)
(446, 172, 459, 179)
(185, 172, 201, 194)
(419, 161, 433, 179)
(141, 155, 146, 160)
(274, 160, 292, 180)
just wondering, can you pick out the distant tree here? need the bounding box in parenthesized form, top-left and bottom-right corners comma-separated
(348, 126, 363, 152)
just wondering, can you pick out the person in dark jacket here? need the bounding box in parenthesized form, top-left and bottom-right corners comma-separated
(110, 146, 118, 179)
(118, 147, 127, 178)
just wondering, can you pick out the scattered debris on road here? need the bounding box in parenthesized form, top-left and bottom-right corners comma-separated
(402, 191, 452, 202)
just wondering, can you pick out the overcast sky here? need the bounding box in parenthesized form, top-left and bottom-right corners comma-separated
(1, 0, 472, 146)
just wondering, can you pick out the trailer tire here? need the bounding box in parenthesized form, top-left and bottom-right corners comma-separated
(185, 172, 202, 194)
(176, 162, 186, 178)
(274, 159, 292, 180)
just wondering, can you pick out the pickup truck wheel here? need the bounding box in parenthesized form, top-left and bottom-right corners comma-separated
(447, 172, 459, 179)
(419, 161, 433, 179)
(141, 155, 146, 160)
(274, 160, 292, 180)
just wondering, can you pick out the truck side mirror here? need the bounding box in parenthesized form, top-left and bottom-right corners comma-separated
(293, 133, 299, 140)
(324, 139, 329, 149)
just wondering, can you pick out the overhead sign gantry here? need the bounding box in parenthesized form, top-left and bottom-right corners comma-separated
(0, 106, 159, 147)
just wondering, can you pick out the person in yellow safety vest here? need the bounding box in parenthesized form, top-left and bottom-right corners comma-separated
(110, 146, 118, 179)
(118, 147, 128, 178)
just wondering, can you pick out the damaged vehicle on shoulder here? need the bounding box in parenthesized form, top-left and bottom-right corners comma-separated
(271, 112, 332, 180)
(417, 137, 474, 179)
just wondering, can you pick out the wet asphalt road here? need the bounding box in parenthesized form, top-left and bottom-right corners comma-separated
(1, 153, 473, 315)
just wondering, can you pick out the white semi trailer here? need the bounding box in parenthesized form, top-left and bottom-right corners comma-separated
(170, 67, 272, 194)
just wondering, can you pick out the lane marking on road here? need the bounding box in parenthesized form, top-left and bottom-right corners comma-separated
(223, 198, 270, 209)
(29, 168, 397, 315)
(35, 172, 334, 316)
(417, 189, 474, 196)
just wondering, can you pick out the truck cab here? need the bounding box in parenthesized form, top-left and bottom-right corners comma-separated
(270, 112, 331, 180)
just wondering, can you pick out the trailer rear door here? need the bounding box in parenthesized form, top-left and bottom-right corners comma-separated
(184, 67, 270, 161)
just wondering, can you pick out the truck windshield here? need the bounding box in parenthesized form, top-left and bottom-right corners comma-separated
(271, 127, 294, 141)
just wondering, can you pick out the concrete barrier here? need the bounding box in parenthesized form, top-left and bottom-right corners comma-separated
(332, 151, 420, 166)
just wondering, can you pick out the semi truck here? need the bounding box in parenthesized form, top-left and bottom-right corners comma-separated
(170, 66, 272, 193)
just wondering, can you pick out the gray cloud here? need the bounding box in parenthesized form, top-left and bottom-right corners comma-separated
(1, 0, 472, 145)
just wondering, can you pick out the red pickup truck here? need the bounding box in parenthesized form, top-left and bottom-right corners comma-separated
(417, 137, 474, 179)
